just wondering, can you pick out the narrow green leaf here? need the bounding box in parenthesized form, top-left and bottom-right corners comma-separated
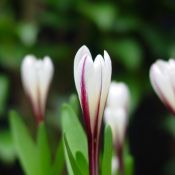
(69, 94, 79, 116)
(50, 139, 64, 175)
(64, 135, 83, 175)
(61, 104, 87, 158)
(37, 122, 52, 175)
(0, 130, 16, 163)
(0, 76, 9, 116)
(76, 151, 89, 175)
(124, 155, 134, 175)
(9, 111, 39, 175)
(102, 125, 113, 175)
(61, 104, 88, 175)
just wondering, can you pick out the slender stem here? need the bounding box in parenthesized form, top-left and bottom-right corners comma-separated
(116, 144, 124, 175)
(88, 134, 99, 175)
(88, 135, 95, 175)
(94, 134, 100, 175)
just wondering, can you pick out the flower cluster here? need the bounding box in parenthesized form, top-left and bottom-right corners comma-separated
(20, 46, 175, 175)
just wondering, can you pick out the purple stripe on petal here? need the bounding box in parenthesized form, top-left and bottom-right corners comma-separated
(81, 56, 92, 138)
(81, 56, 96, 175)
(93, 64, 103, 175)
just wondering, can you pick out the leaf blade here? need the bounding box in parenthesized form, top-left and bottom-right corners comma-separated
(37, 122, 52, 175)
(9, 111, 39, 175)
(102, 125, 113, 175)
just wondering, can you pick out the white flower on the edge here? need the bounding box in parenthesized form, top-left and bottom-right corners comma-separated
(104, 82, 130, 145)
(74, 45, 112, 136)
(150, 59, 175, 114)
(21, 55, 54, 121)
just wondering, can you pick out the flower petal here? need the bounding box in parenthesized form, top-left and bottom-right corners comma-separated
(86, 54, 103, 132)
(97, 51, 112, 131)
(150, 61, 175, 111)
(74, 45, 92, 102)
(37, 56, 54, 113)
(21, 55, 38, 109)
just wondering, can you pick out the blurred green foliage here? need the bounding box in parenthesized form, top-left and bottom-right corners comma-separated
(0, 0, 175, 174)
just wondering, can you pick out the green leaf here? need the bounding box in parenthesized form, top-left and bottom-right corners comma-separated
(37, 122, 51, 175)
(69, 94, 79, 116)
(0, 130, 16, 163)
(61, 104, 87, 157)
(9, 111, 39, 175)
(102, 125, 113, 175)
(64, 135, 83, 175)
(50, 139, 64, 175)
(0, 75, 9, 116)
(61, 104, 88, 175)
(124, 155, 134, 175)
(76, 151, 89, 175)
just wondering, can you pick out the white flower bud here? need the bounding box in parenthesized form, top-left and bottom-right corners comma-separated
(21, 55, 54, 122)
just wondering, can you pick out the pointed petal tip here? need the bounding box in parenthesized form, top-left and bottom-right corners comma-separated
(104, 50, 109, 58)
(78, 45, 90, 56)
(74, 45, 91, 73)
(80, 45, 88, 49)
(103, 50, 111, 64)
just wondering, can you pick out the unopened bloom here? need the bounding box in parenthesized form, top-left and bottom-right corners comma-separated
(150, 59, 175, 114)
(21, 55, 54, 123)
(74, 45, 112, 175)
(104, 82, 130, 146)
(104, 81, 130, 175)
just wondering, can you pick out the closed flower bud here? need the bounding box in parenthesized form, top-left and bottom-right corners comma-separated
(104, 81, 130, 146)
(104, 81, 130, 175)
(74, 45, 112, 175)
(21, 55, 54, 123)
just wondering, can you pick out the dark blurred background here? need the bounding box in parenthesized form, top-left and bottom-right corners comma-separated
(1, 0, 175, 175)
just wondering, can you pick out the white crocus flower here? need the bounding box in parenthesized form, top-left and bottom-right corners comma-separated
(104, 81, 130, 175)
(74, 45, 112, 175)
(74, 45, 112, 136)
(150, 59, 175, 114)
(104, 82, 130, 146)
(21, 55, 54, 123)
